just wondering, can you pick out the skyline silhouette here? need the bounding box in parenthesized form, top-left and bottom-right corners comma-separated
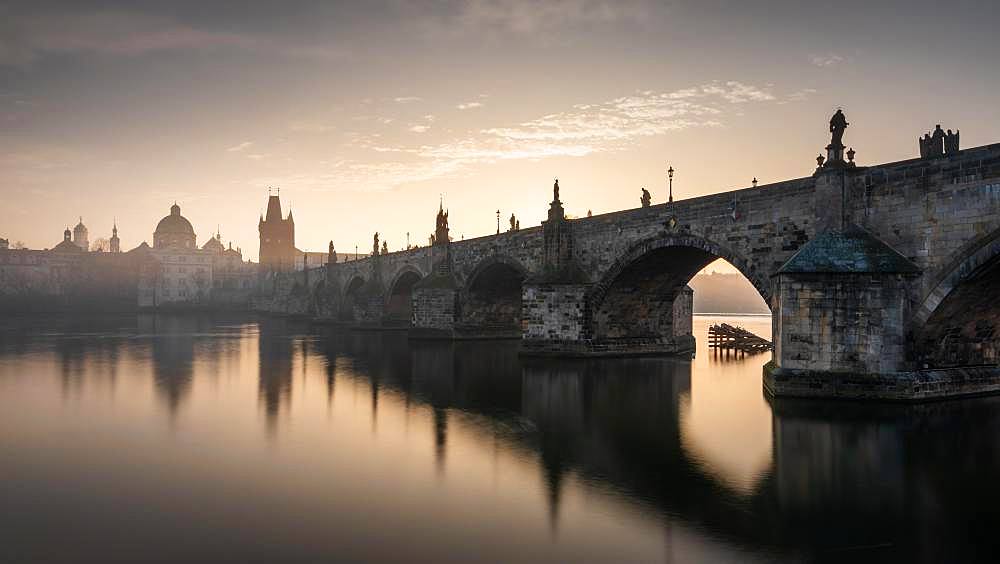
(3, 1, 999, 261)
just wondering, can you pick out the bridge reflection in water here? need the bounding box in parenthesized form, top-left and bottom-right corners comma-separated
(1, 314, 998, 562)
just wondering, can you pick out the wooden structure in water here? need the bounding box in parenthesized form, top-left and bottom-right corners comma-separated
(708, 323, 772, 355)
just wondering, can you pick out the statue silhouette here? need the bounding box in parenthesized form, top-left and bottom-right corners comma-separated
(829, 109, 848, 148)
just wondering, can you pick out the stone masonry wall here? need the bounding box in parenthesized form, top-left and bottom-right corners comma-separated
(522, 284, 588, 342)
(776, 273, 910, 374)
(672, 286, 693, 339)
(412, 287, 457, 331)
(848, 144, 1000, 320)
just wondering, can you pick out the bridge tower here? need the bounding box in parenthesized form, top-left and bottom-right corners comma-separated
(258, 190, 296, 272)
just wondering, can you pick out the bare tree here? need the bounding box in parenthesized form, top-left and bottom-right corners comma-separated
(91, 238, 110, 252)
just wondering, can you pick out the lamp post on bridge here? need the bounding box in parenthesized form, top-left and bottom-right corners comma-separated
(668, 165, 674, 203)
(496, 209, 500, 234)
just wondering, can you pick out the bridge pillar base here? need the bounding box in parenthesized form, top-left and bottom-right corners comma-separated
(765, 362, 1000, 401)
(770, 227, 925, 400)
(411, 286, 458, 339)
(520, 336, 695, 358)
(520, 283, 696, 357)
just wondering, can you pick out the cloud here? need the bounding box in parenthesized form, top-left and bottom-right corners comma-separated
(226, 141, 253, 152)
(810, 53, 844, 67)
(785, 88, 818, 103)
(393, 96, 422, 103)
(273, 80, 785, 193)
(289, 122, 337, 133)
(457, 101, 484, 110)
(481, 81, 770, 146)
(451, 0, 654, 34)
(0, 10, 347, 66)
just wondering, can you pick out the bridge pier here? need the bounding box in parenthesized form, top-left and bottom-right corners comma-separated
(765, 227, 920, 399)
(521, 283, 694, 356)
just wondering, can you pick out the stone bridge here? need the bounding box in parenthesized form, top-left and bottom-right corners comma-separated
(258, 118, 1000, 401)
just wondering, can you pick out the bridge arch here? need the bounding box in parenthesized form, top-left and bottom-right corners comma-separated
(912, 226, 1000, 367)
(591, 233, 771, 308)
(385, 265, 425, 325)
(588, 234, 770, 347)
(460, 255, 529, 336)
(309, 278, 341, 318)
(340, 275, 366, 321)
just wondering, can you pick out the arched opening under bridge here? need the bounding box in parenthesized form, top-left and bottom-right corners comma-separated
(590, 237, 769, 354)
(460, 259, 527, 338)
(340, 276, 365, 322)
(915, 250, 1000, 368)
(385, 270, 422, 326)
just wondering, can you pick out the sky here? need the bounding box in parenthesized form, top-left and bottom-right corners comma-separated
(3, 0, 999, 263)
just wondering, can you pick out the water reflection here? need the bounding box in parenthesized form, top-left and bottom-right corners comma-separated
(257, 318, 294, 432)
(1, 315, 999, 562)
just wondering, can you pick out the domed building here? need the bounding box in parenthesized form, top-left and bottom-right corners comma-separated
(73, 218, 89, 251)
(154, 203, 196, 249)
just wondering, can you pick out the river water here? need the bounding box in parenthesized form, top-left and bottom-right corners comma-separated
(1, 314, 997, 563)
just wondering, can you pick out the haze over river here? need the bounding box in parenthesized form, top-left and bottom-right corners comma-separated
(1, 314, 997, 563)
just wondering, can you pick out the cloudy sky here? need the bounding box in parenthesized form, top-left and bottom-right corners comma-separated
(3, 0, 999, 259)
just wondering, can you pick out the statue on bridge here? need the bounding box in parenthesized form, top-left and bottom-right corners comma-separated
(509, 213, 517, 231)
(553, 178, 560, 202)
(373, 232, 379, 256)
(919, 132, 933, 158)
(829, 109, 849, 148)
(381, 241, 388, 255)
(945, 128, 960, 154)
(640, 187, 651, 208)
(918, 125, 960, 158)
(328, 241, 336, 263)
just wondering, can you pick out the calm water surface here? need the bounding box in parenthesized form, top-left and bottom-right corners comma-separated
(1, 314, 999, 563)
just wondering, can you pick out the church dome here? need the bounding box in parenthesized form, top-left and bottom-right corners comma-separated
(154, 203, 196, 249)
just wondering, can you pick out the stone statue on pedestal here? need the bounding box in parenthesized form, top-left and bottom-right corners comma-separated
(829, 109, 848, 148)
(945, 129, 960, 154)
(640, 188, 651, 208)
(919, 133, 932, 158)
(931, 125, 946, 156)
(553, 178, 560, 202)
(373, 232, 379, 256)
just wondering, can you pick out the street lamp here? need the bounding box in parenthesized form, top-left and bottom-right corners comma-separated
(668, 166, 674, 203)
(496, 209, 500, 234)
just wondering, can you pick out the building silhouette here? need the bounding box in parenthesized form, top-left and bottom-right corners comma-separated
(258, 193, 297, 272)
(154, 203, 196, 249)
(110, 222, 121, 253)
(0, 203, 259, 311)
(72, 218, 89, 251)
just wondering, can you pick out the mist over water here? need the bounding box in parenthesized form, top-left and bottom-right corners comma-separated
(1, 313, 998, 563)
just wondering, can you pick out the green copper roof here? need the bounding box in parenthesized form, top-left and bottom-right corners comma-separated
(778, 226, 920, 275)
